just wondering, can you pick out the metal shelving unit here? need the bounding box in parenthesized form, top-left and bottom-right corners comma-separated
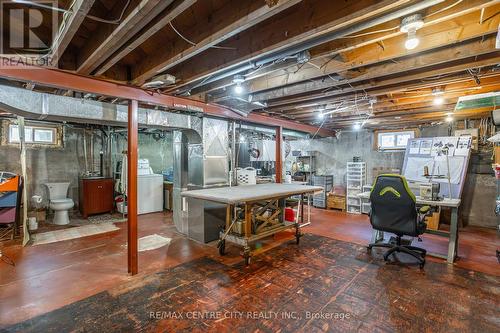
(346, 162, 366, 214)
(312, 175, 334, 208)
(361, 184, 372, 214)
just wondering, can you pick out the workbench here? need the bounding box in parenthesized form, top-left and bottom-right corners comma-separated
(181, 184, 323, 264)
(358, 191, 461, 263)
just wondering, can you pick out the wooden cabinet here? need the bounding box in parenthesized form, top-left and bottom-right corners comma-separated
(79, 178, 114, 218)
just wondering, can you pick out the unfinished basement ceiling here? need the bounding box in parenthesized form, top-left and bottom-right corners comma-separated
(28, 0, 500, 130)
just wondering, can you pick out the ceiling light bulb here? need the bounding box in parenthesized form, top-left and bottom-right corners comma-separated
(353, 122, 361, 131)
(445, 116, 453, 123)
(434, 96, 444, 105)
(318, 112, 324, 119)
(405, 29, 419, 50)
(234, 84, 244, 94)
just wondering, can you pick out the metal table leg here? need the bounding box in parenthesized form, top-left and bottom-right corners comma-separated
(447, 207, 459, 263)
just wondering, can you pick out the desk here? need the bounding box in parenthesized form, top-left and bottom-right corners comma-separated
(182, 184, 323, 265)
(358, 191, 461, 264)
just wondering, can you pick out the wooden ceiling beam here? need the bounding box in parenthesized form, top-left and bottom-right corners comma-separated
(130, 0, 303, 85)
(264, 71, 500, 114)
(160, 0, 414, 92)
(281, 80, 500, 118)
(322, 107, 494, 127)
(263, 53, 500, 109)
(95, 0, 197, 76)
(311, 0, 499, 59)
(77, 0, 176, 75)
(249, 24, 500, 101)
(49, 0, 96, 65)
(194, 0, 499, 96)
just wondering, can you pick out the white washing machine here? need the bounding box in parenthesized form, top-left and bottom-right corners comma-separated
(138, 173, 164, 215)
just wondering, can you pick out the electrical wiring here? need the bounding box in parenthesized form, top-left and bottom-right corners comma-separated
(339, 26, 400, 39)
(169, 21, 237, 50)
(425, 0, 463, 19)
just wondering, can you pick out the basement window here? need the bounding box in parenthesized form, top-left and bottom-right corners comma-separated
(375, 130, 417, 151)
(7, 123, 60, 146)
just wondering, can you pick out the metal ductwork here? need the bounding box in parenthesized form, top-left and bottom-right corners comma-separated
(179, 0, 445, 95)
(0, 84, 199, 134)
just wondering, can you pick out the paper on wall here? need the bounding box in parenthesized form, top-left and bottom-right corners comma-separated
(455, 136, 472, 156)
(409, 140, 421, 154)
(419, 139, 433, 155)
(431, 137, 457, 156)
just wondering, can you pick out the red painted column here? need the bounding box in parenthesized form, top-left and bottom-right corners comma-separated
(127, 100, 138, 275)
(275, 126, 283, 183)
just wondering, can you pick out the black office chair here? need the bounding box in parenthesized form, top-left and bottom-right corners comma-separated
(367, 174, 430, 268)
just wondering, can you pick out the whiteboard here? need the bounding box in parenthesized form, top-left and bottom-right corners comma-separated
(402, 137, 471, 199)
(404, 156, 464, 184)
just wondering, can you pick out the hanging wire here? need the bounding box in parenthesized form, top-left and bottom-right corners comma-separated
(169, 21, 237, 50)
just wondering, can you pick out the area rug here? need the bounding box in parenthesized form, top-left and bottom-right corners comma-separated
(5, 234, 499, 332)
(31, 222, 120, 246)
(69, 214, 127, 226)
(138, 234, 172, 252)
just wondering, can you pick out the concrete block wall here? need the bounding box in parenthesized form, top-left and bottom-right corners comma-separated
(0, 123, 173, 212)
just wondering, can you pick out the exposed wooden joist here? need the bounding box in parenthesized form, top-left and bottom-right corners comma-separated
(263, 53, 500, 109)
(49, 0, 96, 65)
(78, 0, 176, 75)
(267, 71, 500, 114)
(161, 0, 415, 92)
(249, 9, 500, 101)
(193, 0, 499, 96)
(95, 0, 197, 76)
(131, 0, 303, 85)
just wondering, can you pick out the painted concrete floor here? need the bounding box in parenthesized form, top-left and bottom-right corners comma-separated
(0, 209, 499, 330)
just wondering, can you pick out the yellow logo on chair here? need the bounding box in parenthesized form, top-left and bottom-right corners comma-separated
(379, 187, 401, 198)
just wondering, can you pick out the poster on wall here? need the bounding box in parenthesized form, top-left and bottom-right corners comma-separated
(409, 140, 421, 154)
(431, 137, 457, 157)
(419, 139, 433, 155)
(455, 136, 472, 156)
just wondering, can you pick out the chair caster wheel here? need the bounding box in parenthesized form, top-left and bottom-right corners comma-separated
(367, 246, 372, 253)
(419, 260, 425, 269)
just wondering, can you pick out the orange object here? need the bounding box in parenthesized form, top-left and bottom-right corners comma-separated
(0, 176, 19, 192)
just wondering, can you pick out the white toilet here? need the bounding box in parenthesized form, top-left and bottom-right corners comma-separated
(44, 183, 74, 225)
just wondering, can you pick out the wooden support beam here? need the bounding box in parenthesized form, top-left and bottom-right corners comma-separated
(269, 71, 500, 113)
(161, 0, 413, 92)
(96, 0, 197, 76)
(250, 30, 500, 101)
(192, 0, 500, 96)
(49, 0, 96, 65)
(275, 126, 282, 183)
(263, 53, 500, 109)
(127, 100, 138, 275)
(78, 0, 175, 75)
(131, 0, 303, 85)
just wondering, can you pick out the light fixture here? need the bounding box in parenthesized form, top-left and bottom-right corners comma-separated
(353, 122, 361, 131)
(234, 85, 244, 94)
(232, 75, 246, 95)
(434, 96, 444, 105)
(318, 112, 324, 119)
(445, 115, 453, 123)
(401, 14, 424, 50)
(432, 87, 445, 105)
